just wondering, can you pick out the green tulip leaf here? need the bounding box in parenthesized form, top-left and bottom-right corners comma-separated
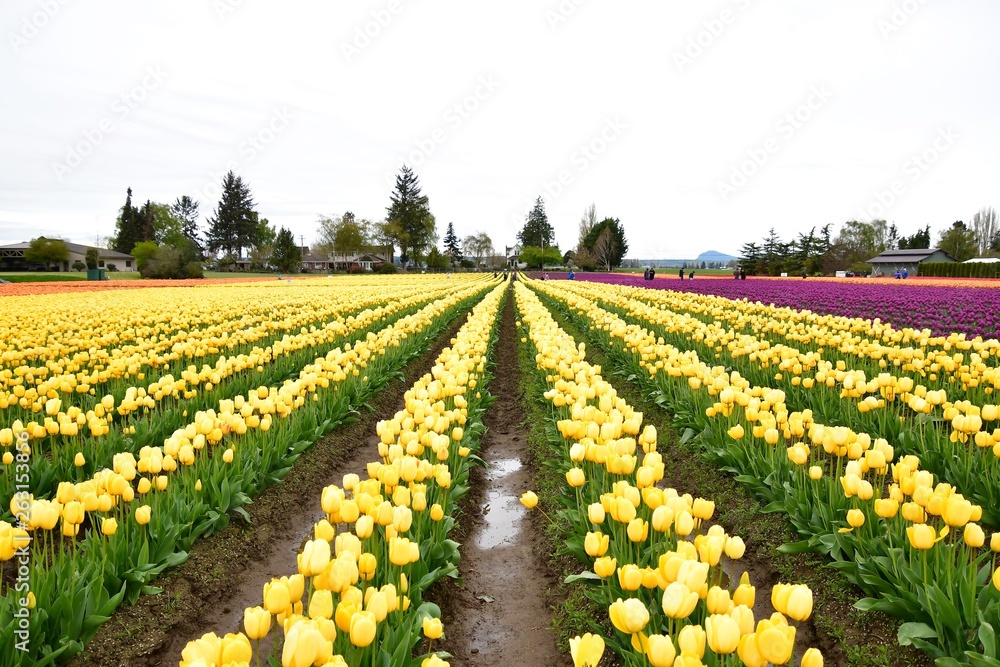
(565, 570, 602, 584)
(898, 622, 939, 646)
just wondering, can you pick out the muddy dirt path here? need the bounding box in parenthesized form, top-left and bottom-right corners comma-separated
(70, 314, 469, 667)
(438, 290, 568, 667)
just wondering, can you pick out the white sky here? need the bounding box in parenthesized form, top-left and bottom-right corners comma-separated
(1, 0, 998, 259)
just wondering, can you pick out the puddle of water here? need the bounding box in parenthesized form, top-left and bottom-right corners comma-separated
(476, 489, 525, 549)
(487, 458, 522, 480)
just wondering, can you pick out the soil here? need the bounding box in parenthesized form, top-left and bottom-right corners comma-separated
(69, 311, 470, 667)
(435, 289, 568, 667)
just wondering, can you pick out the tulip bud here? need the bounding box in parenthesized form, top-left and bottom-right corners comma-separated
(588, 503, 606, 524)
(594, 556, 617, 579)
(423, 616, 444, 640)
(809, 466, 823, 480)
(74, 452, 86, 467)
(706, 613, 741, 654)
(965, 523, 986, 548)
(569, 633, 606, 667)
(134, 505, 151, 525)
(846, 509, 865, 528)
(992, 532, 1000, 553)
(566, 468, 586, 488)
(519, 491, 538, 509)
(801, 647, 824, 667)
(349, 610, 377, 647)
(101, 517, 118, 536)
(678, 623, 706, 658)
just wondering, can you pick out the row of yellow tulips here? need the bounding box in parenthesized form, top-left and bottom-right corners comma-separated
(177, 282, 507, 667)
(0, 278, 495, 666)
(513, 281, 825, 667)
(531, 278, 1000, 664)
(0, 281, 474, 516)
(552, 281, 1000, 524)
(0, 280, 457, 426)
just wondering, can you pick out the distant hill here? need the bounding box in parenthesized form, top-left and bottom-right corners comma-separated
(696, 250, 738, 263)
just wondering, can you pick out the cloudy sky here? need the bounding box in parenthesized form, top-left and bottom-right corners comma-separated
(1, 1, 998, 259)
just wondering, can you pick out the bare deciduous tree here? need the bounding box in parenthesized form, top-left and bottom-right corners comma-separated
(971, 207, 998, 256)
(593, 227, 617, 272)
(578, 203, 597, 249)
(462, 232, 494, 268)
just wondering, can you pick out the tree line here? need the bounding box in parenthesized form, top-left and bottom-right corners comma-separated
(739, 208, 999, 276)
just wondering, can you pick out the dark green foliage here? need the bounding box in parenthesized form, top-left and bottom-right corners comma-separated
(519, 245, 563, 269)
(443, 222, 461, 266)
(24, 237, 69, 268)
(85, 248, 99, 270)
(71, 260, 86, 272)
(112, 188, 145, 254)
(131, 241, 159, 271)
(920, 262, 1000, 278)
(386, 166, 436, 265)
(425, 247, 450, 270)
(205, 171, 259, 257)
(271, 227, 301, 273)
(377, 262, 398, 274)
(581, 217, 628, 270)
(517, 196, 554, 249)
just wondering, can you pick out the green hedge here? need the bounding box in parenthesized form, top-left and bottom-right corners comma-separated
(920, 261, 1000, 278)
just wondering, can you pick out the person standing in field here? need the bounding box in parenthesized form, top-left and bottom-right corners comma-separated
(679, 268, 685, 280)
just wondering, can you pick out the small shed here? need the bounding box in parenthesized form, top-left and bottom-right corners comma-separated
(866, 248, 956, 276)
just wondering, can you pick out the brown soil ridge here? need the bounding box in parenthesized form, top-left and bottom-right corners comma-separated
(436, 288, 569, 667)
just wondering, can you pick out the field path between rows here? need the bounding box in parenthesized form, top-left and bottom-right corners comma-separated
(437, 289, 568, 666)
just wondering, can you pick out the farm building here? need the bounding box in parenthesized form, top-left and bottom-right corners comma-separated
(866, 248, 956, 276)
(0, 239, 135, 272)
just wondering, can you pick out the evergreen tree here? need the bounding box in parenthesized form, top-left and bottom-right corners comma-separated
(518, 196, 554, 249)
(443, 222, 461, 266)
(386, 166, 436, 265)
(206, 171, 258, 258)
(739, 242, 761, 275)
(171, 196, 203, 254)
(937, 221, 977, 261)
(112, 188, 143, 254)
(271, 227, 302, 272)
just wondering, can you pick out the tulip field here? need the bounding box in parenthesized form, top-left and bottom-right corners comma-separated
(2, 274, 1000, 667)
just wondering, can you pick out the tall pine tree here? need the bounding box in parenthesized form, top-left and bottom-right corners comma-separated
(386, 166, 436, 265)
(443, 222, 461, 266)
(517, 196, 554, 248)
(112, 188, 143, 254)
(171, 196, 203, 255)
(206, 171, 258, 258)
(271, 227, 302, 272)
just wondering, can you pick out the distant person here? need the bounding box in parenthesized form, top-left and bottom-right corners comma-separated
(740, 268, 746, 280)
(649, 268, 655, 279)
(644, 267, 650, 280)
(679, 269, 685, 280)
(689, 271, 695, 280)
(894, 269, 901, 280)
(902, 268, 908, 279)
(802, 269, 807, 279)
(493, 271, 497, 278)
(567, 270, 575, 280)
(543, 272, 549, 281)
(734, 268, 740, 280)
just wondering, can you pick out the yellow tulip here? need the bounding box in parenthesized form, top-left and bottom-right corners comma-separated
(617, 564, 643, 591)
(738, 633, 767, 667)
(706, 613, 741, 654)
(282, 622, 326, 667)
(520, 491, 538, 509)
(349, 610, 377, 647)
(661, 581, 699, 620)
(74, 452, 86, 467)
(134, 504, 151, 525)
(609, 597, 649, 634)
(785, 585, 813, 622)
(566, 468, 586, 488)
(585, 531, 609, 557)
(243, 606, 271, 640)
(808, 466, 823, 480)
(801, 647, 824, 667)
(992, 532, 1000, 553)
(906, 524, 936, 550)
(594, 556, 617, 578)
(100, 518, 118, 536)
(263, 579, 291, 615)
(569, 633, 605, 667)
(423, 616, 444, 640)
(874, 499, 898, 519)
(645, 634, 676, 667)
(965, 523, 986, 548)
(755, 619, 795, 665)
(846, 509, 865, 529)
(678, 623, 706, 657)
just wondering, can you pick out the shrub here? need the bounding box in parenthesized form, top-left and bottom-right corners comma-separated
(72, 261, 86, 272)
(140, 247, 203, 279)
(85, 248, 99, 270)
(106, 263, 118, 272)
(377, 263, 398, 274)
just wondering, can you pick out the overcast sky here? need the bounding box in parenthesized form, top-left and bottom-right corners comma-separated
(1, 1, 998, 258)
